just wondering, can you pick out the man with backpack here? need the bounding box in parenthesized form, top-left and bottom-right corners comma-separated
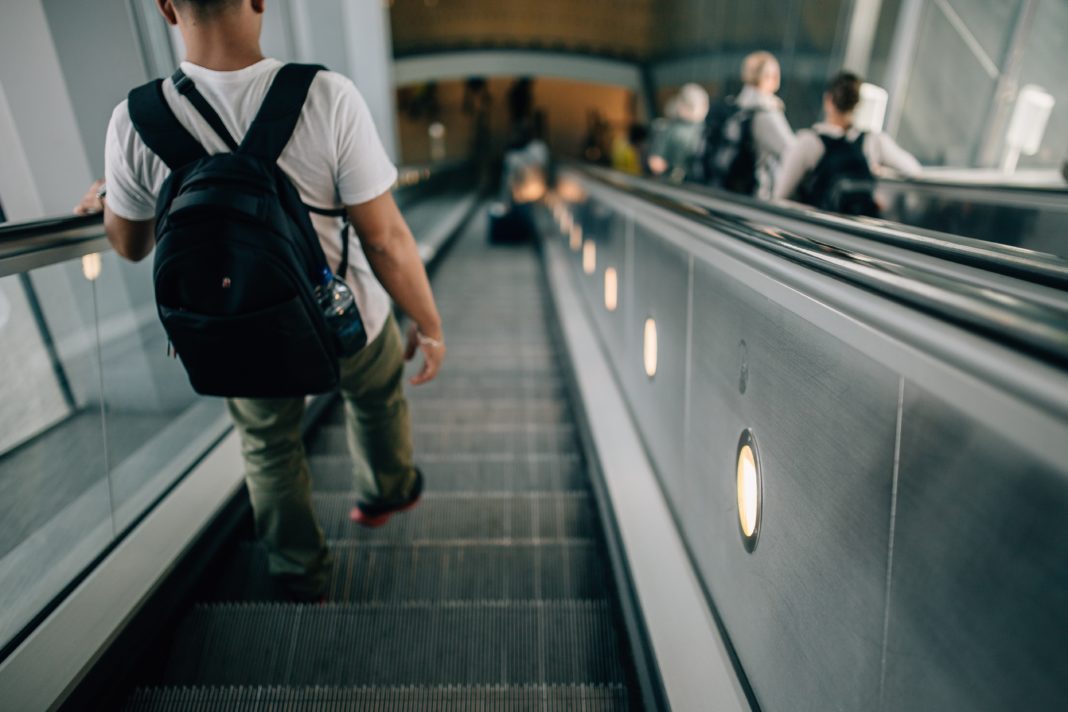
(74, 0, 445, 601)
(773, 71, 922, 216)
(698, 51, 795, 197)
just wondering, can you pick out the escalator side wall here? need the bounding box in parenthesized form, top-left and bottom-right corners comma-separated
(556, 176, 1068, 712)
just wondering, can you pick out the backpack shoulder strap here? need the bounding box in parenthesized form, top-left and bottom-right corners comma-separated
(172, 68, 239, 151)
(239, 63, 325, 161)
(127, 78, 207, 170)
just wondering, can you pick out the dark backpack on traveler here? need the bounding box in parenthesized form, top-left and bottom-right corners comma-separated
(695, 98, 759, 195)
(127, 63, 364, 398)
(800, 133, 880, 217)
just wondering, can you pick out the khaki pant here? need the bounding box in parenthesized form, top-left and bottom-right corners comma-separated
(226, 314, 416, 597)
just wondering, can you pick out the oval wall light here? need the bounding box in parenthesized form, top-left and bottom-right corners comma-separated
(736, 429, 762, 552)
(643, 317, 658, 378)
(604, 267, 618, 312)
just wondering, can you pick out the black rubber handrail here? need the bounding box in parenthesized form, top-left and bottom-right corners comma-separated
(0, 161, 475, 268)
(880, 173, 1068, 196)
(570, 166, 1068, 368)
(587, 166, 1068, 290)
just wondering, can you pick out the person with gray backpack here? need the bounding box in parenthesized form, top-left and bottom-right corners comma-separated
(75, 0, 445, 601)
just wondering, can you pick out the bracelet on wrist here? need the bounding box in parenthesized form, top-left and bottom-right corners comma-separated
(416, 331, 444, 349)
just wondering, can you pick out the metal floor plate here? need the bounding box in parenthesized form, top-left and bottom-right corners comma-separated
(165, 601, 626, 686)
(126, 684, 630, 711)
(211, 540, 610, 602)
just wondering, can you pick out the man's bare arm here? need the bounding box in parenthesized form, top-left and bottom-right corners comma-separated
(75, 179, 155, 261)
(347, 190, 444, 385)
(104, 208, 154, 261)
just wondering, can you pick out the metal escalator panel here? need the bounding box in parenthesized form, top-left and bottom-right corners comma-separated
(125, 212, 640, 709)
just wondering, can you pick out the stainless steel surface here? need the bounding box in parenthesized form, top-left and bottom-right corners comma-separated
(883, 383, 1068, 711)
(544, 232, 751, 712)
(556, 168, 1068, 711)
(684, 261, 900, 712)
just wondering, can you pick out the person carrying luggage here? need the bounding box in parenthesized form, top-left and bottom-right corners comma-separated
(74, 0, 445, 602)
(699, 52, 795, 197)
(774, 71, 922, 216)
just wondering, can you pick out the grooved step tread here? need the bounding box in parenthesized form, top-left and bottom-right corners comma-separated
(312, 492, 597, 541)
(324, 398, 574, 428)
(404, 377, 568, 402)
(165, 602, 626, 686)
(125, 684, 629, 711)
(307, 423, 580, 457)
(308, 453, 585, 493)
(210, 541, 609, 603)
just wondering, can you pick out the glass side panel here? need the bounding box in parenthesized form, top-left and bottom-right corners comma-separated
(0, 248, 229, 654)
(1015, 0, 1068, 170)
(96, 254, 227, 534)
(897, 2, 997, 166)
(945, 0, 1023, 68)
(0, 256, 111, 651)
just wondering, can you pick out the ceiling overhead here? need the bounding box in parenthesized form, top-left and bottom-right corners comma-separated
(389, 0, 848, 61)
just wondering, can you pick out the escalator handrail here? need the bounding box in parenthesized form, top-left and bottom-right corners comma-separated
(879, 172, 1068, 197)
(568, 166, 1068, 368)
(0, 161, 474, 276)
(587, 166, 1068, 290)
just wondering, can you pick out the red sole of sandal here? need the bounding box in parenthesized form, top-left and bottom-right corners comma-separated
(348, 495, 421, 528)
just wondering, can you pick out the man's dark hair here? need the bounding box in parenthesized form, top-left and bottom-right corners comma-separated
(826, 71, 862, 114)
(172, 0, 241, 18)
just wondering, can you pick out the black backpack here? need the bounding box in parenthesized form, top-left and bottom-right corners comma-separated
(800, 133, 880, 217)
(696, 98, 759, 195)
(128, 63, 363, 398)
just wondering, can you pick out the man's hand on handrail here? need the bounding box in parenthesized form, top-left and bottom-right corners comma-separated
(74, 179, 106, 216)
(75, 178, 155, 261)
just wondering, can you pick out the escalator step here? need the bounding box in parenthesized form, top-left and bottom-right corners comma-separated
(165, 602, 626, 686)
(210, 540, 609, 602)
(125, 684, 629, 711)
(313, 492, 597, 541)
(323, 397, 574, 428)
(308, 452, 585, 492)
(403, 374, 568, 401)
(307, 423, 580, 457)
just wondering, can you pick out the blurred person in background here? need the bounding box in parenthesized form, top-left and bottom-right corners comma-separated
(734, 51, 794, 197)
(647, 83, 709, 182)
(697, 51, 794, 196)
(611, 123, 649, 176)
(774, 71, 921, 216)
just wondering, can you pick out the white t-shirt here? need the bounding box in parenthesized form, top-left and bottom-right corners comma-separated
(105, 58, 398, 342)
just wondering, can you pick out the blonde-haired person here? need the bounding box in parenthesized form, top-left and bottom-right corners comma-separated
(648, 83, 709, 182)
(737, 51, 795, 197)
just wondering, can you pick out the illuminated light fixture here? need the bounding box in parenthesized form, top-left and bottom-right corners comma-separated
(604, 267, 618, 311)
(643, 317, 657, 378)
(736, 429, 762, 551)
(570, 224, 582, 251)
(82, 253, 102, 282)
(582, 240, 596, 274)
